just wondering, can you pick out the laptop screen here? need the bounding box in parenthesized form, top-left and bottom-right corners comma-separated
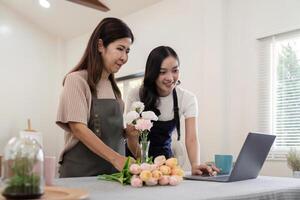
(228, 132, 276, 181)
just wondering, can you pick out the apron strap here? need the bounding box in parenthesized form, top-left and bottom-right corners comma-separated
(173, 89, 180, 140)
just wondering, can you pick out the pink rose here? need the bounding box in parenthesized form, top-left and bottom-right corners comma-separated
(135, 119, 153, 131)
(129, 164, 141, 175)
(131, 176, 143, 187)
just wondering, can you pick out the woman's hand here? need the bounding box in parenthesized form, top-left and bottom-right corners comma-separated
(192, 163, 220, 176)
(111, 154, 127, 171)
(125, 124, 139, 139)
(125, 124, 140, 158)
(111, 154, 136, 171)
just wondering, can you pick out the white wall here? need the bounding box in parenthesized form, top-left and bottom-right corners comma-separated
(223, 0, 300, 177)
(0, 4, 64, 159)
(64, 34, 89, 73)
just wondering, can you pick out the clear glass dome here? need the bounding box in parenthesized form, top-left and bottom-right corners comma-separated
(2, 136, 44, 199)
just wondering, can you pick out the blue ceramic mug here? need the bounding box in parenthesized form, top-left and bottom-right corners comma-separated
(215, 154, 233, 174)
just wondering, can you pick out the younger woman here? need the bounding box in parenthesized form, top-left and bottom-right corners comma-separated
(126, 46, 219, 175)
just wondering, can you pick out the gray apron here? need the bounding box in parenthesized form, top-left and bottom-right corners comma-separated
(59, 97, 125, 177)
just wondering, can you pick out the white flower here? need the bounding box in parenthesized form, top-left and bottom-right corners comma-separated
(141, 111, 158, 121)
(131, 101, 145, 113)
(125, 111, 139, 124)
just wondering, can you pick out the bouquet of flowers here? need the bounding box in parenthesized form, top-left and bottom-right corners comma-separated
(98, 155, 184, 187)
(125, 101, 158, 141)
(129, 155, 184, 187)
(98, 102, 184, 187)
(125, 101, 158, 162)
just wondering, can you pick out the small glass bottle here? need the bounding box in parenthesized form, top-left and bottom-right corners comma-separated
(2, 136, 44, 199)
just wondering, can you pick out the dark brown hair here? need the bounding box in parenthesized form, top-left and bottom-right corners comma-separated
(66, 17, 134, 98)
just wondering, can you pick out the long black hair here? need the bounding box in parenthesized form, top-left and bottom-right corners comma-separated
(66, 17, 134, 98)
(140, 46, 179, 116)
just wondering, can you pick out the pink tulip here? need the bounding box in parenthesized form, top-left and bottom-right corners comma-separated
(159, 165, 171, 175)
(177, 176, 183, 182)
(171, 167, 185, 177)
(150, 164, 159, 171)
(131, 176, 143, 187)
(158, 175, 169, 185)
(152, 170, 163, 180)
(169, 175, 180, 186)
(145, 177, 158, 186)
(165, 158, 178, 168)
(139, 170, 152, 182)
(129, 164, 142, 175)
(154, 155, 166, 166)
(140, 163, 152, 171)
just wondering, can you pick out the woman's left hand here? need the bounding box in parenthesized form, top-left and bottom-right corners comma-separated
(192, 163, 220, 176)
(125, 124, 139, 138)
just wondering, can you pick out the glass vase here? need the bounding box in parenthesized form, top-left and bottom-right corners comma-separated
(2, 136, 44, 199)
(140, 140, 150, 163)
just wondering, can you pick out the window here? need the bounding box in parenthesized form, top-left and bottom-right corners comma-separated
(116, 72, 144, 111)
(259, 31, 300, 153)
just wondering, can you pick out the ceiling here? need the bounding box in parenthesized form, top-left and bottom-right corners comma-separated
(1, 0, 162, 39)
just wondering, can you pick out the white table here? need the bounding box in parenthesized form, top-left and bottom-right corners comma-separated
(54, 176, 300, 200)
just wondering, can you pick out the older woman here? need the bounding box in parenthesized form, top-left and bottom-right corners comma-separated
(56, 18, 135, 177)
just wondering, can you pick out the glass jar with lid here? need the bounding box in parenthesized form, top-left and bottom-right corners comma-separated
(2, 136, 44, 199)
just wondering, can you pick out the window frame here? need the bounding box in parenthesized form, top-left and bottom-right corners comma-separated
(258, 30, 300, 160)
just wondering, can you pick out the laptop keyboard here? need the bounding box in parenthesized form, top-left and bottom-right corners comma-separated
(184, 174, 230, 181)
(205, 175, 229, 181)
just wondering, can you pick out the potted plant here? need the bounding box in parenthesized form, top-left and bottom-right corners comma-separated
(287, 149, 300, 178)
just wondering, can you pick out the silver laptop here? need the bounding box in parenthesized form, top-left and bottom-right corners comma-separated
(184, 132, 276, 182)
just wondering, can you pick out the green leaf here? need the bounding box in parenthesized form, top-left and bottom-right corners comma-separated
(146, 156, 153, 164)
(98, 172, 123, 182)
(122, 157, 130, 172)
(97, 157, 133, 185)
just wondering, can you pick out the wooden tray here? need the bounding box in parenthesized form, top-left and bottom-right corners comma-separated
(0, 186, 89, 200)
